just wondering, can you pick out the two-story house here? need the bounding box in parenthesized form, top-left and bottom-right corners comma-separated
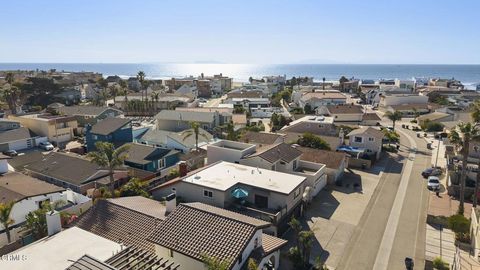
(85, 117, 132, 151)
(123, 143, 180, 173)
(148, 202, 287, 270)
(56, 105, 123, 128)
(154, 110, 219, 132)
(347, 127, 384, 160)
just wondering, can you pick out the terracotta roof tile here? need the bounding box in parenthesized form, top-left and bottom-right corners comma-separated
(147, 203, 270, 269)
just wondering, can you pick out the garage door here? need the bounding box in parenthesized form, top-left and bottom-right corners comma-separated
(312, 174, 327, 197)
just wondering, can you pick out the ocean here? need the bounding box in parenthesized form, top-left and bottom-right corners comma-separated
(1, 63, 479, 86)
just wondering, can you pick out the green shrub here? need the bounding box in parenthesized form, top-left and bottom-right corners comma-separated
(432, 257, 449, 270)
(448, 214, 470, 242)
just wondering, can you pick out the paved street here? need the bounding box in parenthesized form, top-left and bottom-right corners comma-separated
(337, 126, 431, 270)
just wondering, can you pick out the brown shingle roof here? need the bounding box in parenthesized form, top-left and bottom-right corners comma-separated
(389, 103, 429, 111)
(347, 127, 384, 138)
(90, 117, 131, 136)
(246, 142, 302, 163)
(147, 203, 270, 269)
(297, 147, 347, 169)
(362, 112, 381, 121)
(73, 199, 162, 252)
(260, 233, 288, 255)
(240, 131, 284, 146)
(326, 105, 363, 114)
(0, 172, 65, 204)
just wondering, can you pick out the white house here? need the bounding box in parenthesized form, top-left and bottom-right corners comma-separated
(347, 127, 384, 160)
(0, 172, 91, 247)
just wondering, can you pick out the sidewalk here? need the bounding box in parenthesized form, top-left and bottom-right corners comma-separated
(425, 223, 455, 265)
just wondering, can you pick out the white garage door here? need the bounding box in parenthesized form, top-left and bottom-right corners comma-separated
(312, 174, 328, 197)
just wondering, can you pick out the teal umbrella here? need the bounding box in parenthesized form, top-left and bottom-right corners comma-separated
(232, 188, 248, 199)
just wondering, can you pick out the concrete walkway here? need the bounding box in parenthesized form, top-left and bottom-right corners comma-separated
(425, 224, 455, 265)
(372, 128, 417, 270)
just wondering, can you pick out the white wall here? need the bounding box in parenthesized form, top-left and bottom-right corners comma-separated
(381, 95, 428, 106)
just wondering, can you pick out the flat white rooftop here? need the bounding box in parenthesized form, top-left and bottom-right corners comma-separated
(183, 161, 306, 194)
(286, 115, 335, 126)
(2, 227, 122, 270)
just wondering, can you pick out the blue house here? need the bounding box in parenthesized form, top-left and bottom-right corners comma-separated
(123, 143, 180, 172)
(86, 117, 133, 151)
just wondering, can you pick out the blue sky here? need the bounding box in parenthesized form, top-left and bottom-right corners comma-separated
(1, 0, 479, 64)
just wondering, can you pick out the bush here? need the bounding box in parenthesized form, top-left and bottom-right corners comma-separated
(420, 119, 444, 132)
(432, 257, 449, 270)
(448, 214, 470, 242)
(297, 133, 331, 150)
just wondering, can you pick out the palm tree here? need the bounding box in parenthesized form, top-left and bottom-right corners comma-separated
(87, 142, 130, 195)
(2, 85, 19, 114)
(182, 122, 209, 151)
(471, 100, 480, 207)
(151, 91, 160, 114)
(0, 201, 15, 243)
(137, 71, 146, 102)
(5, 72, 14, 85)
(385, 110, 403, 131)
(449, 122, 480, 214)
(109, 85, 119, 105)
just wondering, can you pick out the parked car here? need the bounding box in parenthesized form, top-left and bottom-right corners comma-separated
(39, 141, 54, 151)
(421, 168, 442, 178)
(3, 150, 18, 157)
(427, 176, 441, 191)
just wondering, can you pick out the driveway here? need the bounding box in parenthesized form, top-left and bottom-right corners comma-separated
(281, 163, 386, 269)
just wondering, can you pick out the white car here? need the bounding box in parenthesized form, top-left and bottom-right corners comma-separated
(427, 176, 441, 191)
(39, 141, 54, 151)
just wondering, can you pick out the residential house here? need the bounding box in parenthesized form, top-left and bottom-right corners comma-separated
(224, 97, 271, 110)
(8, 113, 78, 145)
(115, 93, 193, 113)
(417, 112, 454, 126)
(395, 79, 416, 91)
(362, 112, 382, 126)
(0, 127, 47, 152)
(207, 141, 327, 197)
(298, 90, 347, 110)
(347, 127, 384, 160)
(387, 103, 431, 116)
(56, 105, 123, 128)
(21, 152, 128, 194)
(154, 110, 219, 132)
(1, 227, 124, 270)
(297, 147, 347, 184)
(317, 105, 364, 124)
(280, 115, 337, 136)
(429, 78, 464, 89)
(137, 127, 214, 153)
(123, 143, 180, 173)
(379, 93, 428, 107)
(148, 202, 287, 270)
(240, 131, 285, 147)
(0, 119, 21, 131)
(226, 90, 265, 100)
(151, 161, 308, 235)
(0, 172, 90, 246)
(73, 197, 170, 252)
(175, 106, 233, 126)
(85, 117, 132, 151)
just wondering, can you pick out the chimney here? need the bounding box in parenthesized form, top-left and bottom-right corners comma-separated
(178, 161, 188, 177)
(165, 193, 177, 214)
(46, 210, 62, 236)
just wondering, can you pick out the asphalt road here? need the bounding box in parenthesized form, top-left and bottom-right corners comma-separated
(337, 126, 431, 270)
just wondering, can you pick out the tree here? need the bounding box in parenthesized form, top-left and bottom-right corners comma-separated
(470, 100, 480, 207)
(304, 104, 314, 114)
(297, 133, 331, 150)
(420, 119, 444, 132)
(383, 129, 400, 146)
(201, 254, 231, 270)
(384, 110, 402, 131)
(87, 142, 130, 195)
(247, 258, 258, 270)
(2, 85, 20, 114)
(182, 122, 210, 151)
(119, 178, 150, 198)
(432, 257, 449, 270)
(0, 201, 15, 243)
(226, 121, 237, 141)
(24, 200, 66, 240)
(109, 85, 119, 104)
(449, 122, 480, 214)
(137, 71, 146, 102)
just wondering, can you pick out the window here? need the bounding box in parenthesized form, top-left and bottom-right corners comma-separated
(158, 158, 165, 168)
(293, 160, 297, 170)
(368, 137, 375, 142)
(293, 188, 301, 199)
(92, 135, 98, 140)
(354, 136, 363, 143)
(203, 189, 213, 198)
